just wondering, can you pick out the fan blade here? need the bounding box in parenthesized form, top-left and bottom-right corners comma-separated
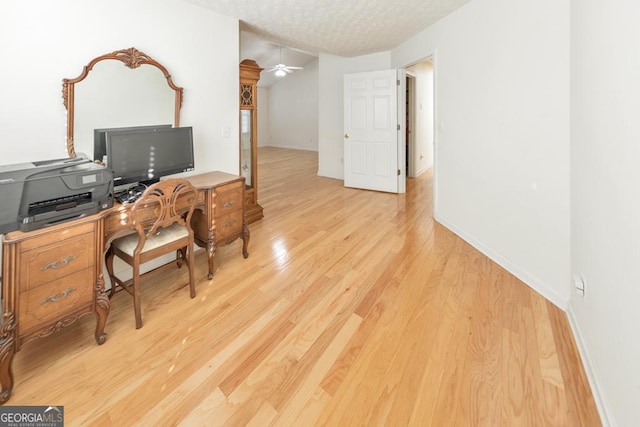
(265, 64, 304, 73)
(266, 64, 286, 72)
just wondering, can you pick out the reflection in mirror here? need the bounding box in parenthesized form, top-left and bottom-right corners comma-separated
(63, 47, 183, 160)
(74, 62, 175, 159)
(240, 110, 253, 187)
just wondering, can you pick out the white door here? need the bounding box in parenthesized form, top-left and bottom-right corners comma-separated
(344, 69, 405, 193)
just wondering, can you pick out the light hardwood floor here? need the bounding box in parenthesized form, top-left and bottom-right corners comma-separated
(8, 147, 600, 426)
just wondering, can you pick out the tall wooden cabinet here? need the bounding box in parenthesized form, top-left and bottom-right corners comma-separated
(239, 59, 263, 223)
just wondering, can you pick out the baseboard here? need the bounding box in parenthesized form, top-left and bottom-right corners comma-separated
(434, 212, 614, 424)
(566, 303, 614, 427)
(434, 213, 568, 310)
(263, 144, 317, 152)
(106, 246, 206, 291)
(317, 169, 342, 180)
(414, 165, 431, 177)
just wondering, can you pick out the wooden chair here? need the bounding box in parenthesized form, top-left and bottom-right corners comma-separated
(105, 179, 198, 329)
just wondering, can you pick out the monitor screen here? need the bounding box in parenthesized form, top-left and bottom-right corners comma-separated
(105, 126, 195, 187)
(93, 124, 171, 162)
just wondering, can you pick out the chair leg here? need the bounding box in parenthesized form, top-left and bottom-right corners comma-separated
(176, 248, 185, 268)
(187, 245, 196, 299)
(132, 262, 143, 329)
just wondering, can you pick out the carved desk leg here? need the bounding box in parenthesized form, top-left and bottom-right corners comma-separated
(207, 236, 216, 280)
(0, 312, 16, 404)
(94, 275, 109, 345)
(207, 192, 216, 280)
(242, 217, 250, 259)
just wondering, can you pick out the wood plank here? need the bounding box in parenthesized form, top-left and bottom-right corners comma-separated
(5, 147, 600, 426)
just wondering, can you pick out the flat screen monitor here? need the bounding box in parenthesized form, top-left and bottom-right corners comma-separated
(105, 126, 195, 187)
(93, 124, 171, 162)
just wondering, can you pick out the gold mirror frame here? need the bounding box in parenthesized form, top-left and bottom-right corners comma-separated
(62, 47, 183, 158)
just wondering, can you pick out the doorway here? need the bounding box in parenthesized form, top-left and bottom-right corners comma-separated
(404, 58, 434, 180)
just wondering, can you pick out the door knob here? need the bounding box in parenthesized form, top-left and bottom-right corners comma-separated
(344, 133, 350, 139)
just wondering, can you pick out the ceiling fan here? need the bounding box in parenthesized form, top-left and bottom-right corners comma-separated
(265, 47, 303, 77)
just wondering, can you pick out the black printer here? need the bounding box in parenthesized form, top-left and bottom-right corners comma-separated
(0, 156, 113, 234)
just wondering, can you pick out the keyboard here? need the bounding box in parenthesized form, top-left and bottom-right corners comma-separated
(116, 190, 143, 204)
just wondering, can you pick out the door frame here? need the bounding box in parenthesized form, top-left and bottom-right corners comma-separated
(397, 68, 407, 194)
(406, 72, 417, 178)
(401, 51, 437, 212)
(343, 69, 403, 194)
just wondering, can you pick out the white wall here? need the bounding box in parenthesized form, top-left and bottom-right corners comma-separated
(410, 61, 434, 176)
(317, 51, 392, 179)
(257, 87, 271, 147)
(0, 0, 239, 174)
(267, 59, 319, 151)
(392, 0, 571, 309)
(0, 0, 239, 281)
(570, 1, 640, 425)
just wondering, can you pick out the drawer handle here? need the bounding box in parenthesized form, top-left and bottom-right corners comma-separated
(41, 255, 77, 271)
(41, 287, 76, 305)
(223, 219, 237, 228)
(223, 200, 236, 209)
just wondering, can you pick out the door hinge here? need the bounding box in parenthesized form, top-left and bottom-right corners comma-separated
(397, 79, 400, 86)
(397, 124, 400, 130)
(397, 169, 401, 176)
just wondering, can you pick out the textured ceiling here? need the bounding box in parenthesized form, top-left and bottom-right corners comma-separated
(185, 0, 471, 57)
(239, 31, 318, 87)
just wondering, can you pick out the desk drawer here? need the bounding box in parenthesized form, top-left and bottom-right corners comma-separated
(216, 210, 243, 241)
(216, 182, 243, 216)
(19, 268, 94, 333)
(18, 222, 94, 251)
(19, 232, 95, 291)
(195, 190, 205, 206)
(104, 210, 129, 238)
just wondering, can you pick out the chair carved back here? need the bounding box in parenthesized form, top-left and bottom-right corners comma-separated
(130, 179, 198, 254)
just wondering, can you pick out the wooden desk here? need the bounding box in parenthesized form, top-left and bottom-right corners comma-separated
(0, 171, 248, 404)
(185, 171, 249, 278)
(103, 171, 249, 279)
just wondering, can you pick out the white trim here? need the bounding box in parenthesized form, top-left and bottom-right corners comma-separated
(434, 213, 568, 309)
(397, 68, 407, 194)
(566, 302, 614, 426)
(264, 144, 317, 152)
(317, 169, 342, 180)
(433, 213, 614, 424)
(396, 50, 438, 212)
(406, 74, 417, 178)
(430, 49, 439, 218)
(414, 164, 431, 178)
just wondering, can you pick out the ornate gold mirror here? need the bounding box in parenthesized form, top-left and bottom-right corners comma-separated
(62, 47, 183, 159)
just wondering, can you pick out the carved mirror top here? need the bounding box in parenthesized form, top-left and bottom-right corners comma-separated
(62, 47, 183, 159)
